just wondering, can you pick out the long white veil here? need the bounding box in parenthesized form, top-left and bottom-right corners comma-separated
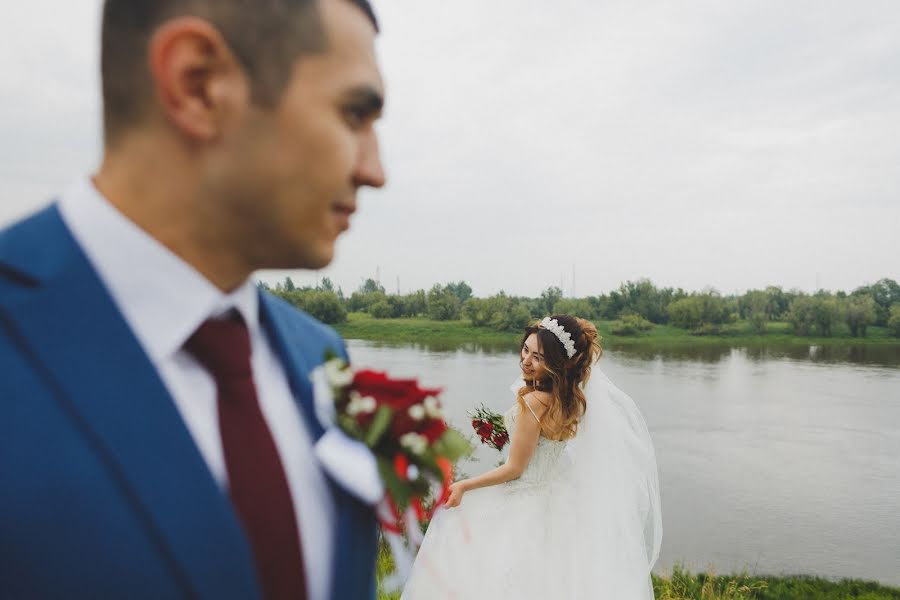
(563, 368, 663, 598)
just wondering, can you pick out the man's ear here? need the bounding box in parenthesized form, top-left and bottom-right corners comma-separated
(147, 17, 249, 141)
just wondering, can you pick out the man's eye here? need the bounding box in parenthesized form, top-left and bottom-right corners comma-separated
(343, 106, 367, 127)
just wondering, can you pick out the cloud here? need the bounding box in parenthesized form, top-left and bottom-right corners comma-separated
(2, 0, 898, 296)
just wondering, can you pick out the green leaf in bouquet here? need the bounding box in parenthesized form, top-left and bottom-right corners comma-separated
(433, 428, 473, 462)
(377, 456, 410, 510)
(365, 406, 393, 448)
(337, 414, 358, 436)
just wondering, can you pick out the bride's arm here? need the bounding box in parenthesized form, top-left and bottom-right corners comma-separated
(445, 396, 546, 507)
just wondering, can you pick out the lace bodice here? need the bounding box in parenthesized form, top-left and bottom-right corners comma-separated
(503, 404, 568, 484)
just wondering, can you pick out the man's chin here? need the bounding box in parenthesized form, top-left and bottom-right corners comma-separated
(259, 243, 335, 271)
(302, 244, 336, 270)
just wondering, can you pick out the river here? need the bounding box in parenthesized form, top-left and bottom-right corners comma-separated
(346, 339, 900, 586)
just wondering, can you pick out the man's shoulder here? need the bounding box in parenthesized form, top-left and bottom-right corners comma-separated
(259, 289, 345, 349)
(0, 203, 66, 291)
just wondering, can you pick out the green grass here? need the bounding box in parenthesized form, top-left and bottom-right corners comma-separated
(376, 549, 900, 600)
(334, 313, 900, 351)
(377, 559, 900, 599)
(652, 566, 900, 600)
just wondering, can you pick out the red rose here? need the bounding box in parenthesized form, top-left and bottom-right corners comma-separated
(352, 370, 439, 411)
(394, 453, 409, 480)
(493, 432, 509, 449)
(420, 419, 447, 443)
(476, 422, 494, 438)
(471, 419, 480, 429)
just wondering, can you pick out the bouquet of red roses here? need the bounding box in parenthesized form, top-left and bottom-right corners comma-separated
(320, 357, 471, 528)
(469, 404, 509, 451)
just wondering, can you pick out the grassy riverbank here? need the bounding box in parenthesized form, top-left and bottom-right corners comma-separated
(376, 545, 900, 599)
(334, 312, 900, 350)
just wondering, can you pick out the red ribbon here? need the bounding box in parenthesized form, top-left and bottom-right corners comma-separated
(377, 455, 454, 533)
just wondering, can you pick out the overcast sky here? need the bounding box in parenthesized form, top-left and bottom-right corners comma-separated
(1, 1, 898, 297)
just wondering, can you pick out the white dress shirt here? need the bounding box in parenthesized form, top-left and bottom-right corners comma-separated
(58, 177, 335, 600)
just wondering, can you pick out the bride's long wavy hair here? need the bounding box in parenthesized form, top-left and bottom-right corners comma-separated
(519, 315, 602, 440)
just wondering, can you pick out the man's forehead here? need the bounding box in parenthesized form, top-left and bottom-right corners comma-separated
(313, 0, 383, 91)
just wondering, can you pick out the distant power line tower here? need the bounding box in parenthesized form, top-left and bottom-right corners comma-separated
(376, 265, 381, 287)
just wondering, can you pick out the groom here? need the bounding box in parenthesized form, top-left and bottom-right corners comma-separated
(0, 1, 385, 599)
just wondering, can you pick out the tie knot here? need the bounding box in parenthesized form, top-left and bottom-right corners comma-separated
(185, 315, 252, 380)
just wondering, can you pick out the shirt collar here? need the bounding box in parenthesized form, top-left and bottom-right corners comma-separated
(58, 176, 260, 363)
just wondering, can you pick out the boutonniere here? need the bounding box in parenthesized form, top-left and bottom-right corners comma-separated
(311, 355, 471, 589)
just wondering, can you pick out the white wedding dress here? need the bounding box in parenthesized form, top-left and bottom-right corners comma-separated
(401, 371, 662, 599)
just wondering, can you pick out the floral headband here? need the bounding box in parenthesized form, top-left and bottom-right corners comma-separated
(539, 317, 576, 358)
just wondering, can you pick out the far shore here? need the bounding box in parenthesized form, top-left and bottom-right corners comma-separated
(335, 313, 900, 351)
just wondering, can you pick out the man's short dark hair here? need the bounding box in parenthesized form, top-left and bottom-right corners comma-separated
(100, 0, 378, 144)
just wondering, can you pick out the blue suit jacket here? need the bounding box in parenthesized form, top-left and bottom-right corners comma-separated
(0, 205, 377, 599)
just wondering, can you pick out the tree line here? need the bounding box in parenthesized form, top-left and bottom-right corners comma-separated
(259, 277, 900, 339)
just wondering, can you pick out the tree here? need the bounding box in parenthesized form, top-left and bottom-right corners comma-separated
(743, 290, 770, 334)
(445, 281, 473, 304)
(764, 286, 791, 320)
(319, 277, 335, 292)
(275, 289, 346, 324)
(845, 295, 877, 337)
(552, 298, 595, 319)
(369, 300, 393, 319)
(853, 278, 900, 325)
(787, 296, 816, 336)
(667, 293, 730, 330)
(283, 276, 296, 292)
(426, 284, 461, 321)
(359, 278, 385, 294)
(540, 286, 563, 315)
(889, 305, 900, 337)
(463, 293, 531, 332)
(403, 290, 428, 317)
(614, 279, 679, 324)
(347, 290, 386, 313)
(667, 297, 704, 329)
(788, 295, 840, 337)
(812, 296, 841, 337)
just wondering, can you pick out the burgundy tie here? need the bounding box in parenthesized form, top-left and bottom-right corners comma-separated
(185, 315, 307, 600)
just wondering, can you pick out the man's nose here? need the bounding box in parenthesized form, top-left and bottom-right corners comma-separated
(354, 131, 386, 189)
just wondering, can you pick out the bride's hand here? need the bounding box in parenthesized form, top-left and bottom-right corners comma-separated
(444, 481, 466, 508)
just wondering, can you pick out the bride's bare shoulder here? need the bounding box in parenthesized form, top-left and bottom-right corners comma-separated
(520, 390, 551, 415)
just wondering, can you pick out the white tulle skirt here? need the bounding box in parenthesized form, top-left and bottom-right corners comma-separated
(401, 464, 582, 599)
(402, 371, 661, 600)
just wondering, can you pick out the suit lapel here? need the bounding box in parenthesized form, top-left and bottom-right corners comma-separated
(258, 294, 377, 600)
(0, 206, 259, 599)
(257, 293, 327, 442)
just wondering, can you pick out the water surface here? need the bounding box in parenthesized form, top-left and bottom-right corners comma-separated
(346, 339, 900, 586)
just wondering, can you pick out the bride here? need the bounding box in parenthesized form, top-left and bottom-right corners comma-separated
(401, 315, 662, 599)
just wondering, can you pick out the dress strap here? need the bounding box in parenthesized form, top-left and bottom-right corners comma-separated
(522, 396, 542, 424)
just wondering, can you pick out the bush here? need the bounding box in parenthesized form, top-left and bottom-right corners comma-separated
(463, 294, 532, 332)
(348, 291, 386, 313)
(276, 289, 347, 324)
(552, 298, 595, 319)
(889, 305, 900, 337)
(690, 323, 723, 336)
(667, 293, 730, 330)
(845, 295, 877, 337)
(610, 314, 654, 336)
(369, 300, 393, 319)
(788, 295, 841, 337)
(426, 285, 461, 321)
